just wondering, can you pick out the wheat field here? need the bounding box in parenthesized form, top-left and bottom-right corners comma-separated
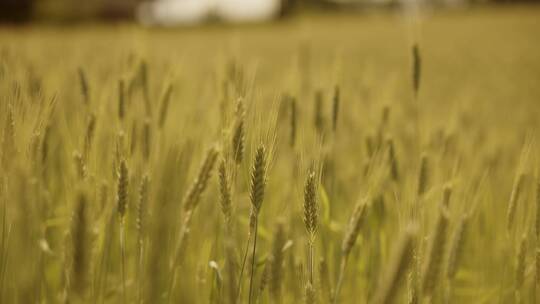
(1, 5, 540, 304)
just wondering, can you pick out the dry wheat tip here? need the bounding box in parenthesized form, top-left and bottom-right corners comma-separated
(250, 145, 267, 213)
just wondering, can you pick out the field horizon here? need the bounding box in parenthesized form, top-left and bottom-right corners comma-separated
(1, 5, 540, 303)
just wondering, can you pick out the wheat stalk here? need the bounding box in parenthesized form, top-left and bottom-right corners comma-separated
(303, 168, 318, 304)
(446, 214, 469, 280)
(515, 234, 527, 292)
(218, 158, 238, 304)
(333, 198, 367, 303)
(137, 174, 149, 303)
(270, 220, 286, 303)
(372, 225, 417, 304)
(305, 282, 316, 304)
(507, 173, 526, 232)
(71, 191, 89, 300)
(248, 145, 267, 304)
(168, 147, 218, 302)
(422, 206, 449, 299)
(117, 159, 128, 304)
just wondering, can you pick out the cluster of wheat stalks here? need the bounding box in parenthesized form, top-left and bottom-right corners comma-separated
(1, 10, 540, 303)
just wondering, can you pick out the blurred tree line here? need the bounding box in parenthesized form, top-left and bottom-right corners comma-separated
(0, 0, 539, 23)
(0, 0, 140, 23)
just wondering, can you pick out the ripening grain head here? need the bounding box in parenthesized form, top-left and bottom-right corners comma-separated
(117, 159, 129, 220)
(250, 145, 267, 213)
(303, 170, 318, 241)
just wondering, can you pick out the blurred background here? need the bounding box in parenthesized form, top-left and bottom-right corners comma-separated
(1, 0, 539, 25)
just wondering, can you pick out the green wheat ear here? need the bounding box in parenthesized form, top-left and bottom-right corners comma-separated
(117, 159, 129, 220)
(250, 145, 267, 213)
(232, 99, 246, 165)
(303, 170, 318, 240)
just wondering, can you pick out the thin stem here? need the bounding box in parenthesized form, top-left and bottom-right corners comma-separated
(97, 212, 115, 304)
(167, 271, 177, 304)
(236, 233, 251, 301)
(332, 257, 347, 304)
(308, 241, 314, 285)
(167, 214, 191, 304)
(137, 239, 144, 304)
(119, 220, 126, 304)
(248, 216, 259, 304)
